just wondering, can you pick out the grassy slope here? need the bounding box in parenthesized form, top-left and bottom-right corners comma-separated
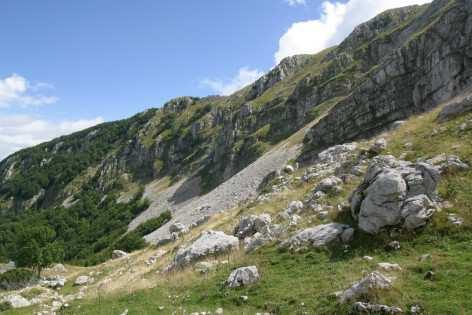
(4, 107, 472, 315)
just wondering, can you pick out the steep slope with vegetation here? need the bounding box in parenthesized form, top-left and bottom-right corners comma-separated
(0, 0, 472, 314)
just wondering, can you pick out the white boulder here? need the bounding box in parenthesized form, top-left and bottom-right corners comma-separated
(226, 266, 260, 288)
(281, 223, 354, 250)
(171, 231, 238, 269)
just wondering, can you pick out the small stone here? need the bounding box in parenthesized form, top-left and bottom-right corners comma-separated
(377, 262, 402, 272)
(424, 270, 435, 281)
(240, 295, 249, 302)
(283, 165, 295, 174)
(215, 307, 224, 315)
(410, 304, 423, 314)
(363, 256, 374, 261)
(112, 250, 128, 259)
(386, 241, 401, 251)
(419, 254, 431, 262)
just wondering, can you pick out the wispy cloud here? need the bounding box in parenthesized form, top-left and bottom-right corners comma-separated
(0, 115, 104, 159)
(201, 67, 264, 96)
(285, 0, 306, 6)
(275, 0, 432, 63)
(0, 74, 58, 108)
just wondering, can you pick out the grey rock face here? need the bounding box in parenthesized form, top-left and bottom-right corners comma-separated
(351, 156, 440, 234)
(337, 272, 393, 303)
(171, 231, 239, 269)
(226, 266, 260, 288)
(304, 1, 472, 156)
(437, 93, 472, 122)
(281, 223, 354, 250)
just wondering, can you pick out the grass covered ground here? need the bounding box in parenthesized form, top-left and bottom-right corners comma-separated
(4, 107, 472, 315)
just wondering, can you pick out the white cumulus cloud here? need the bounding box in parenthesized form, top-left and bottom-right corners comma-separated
(0, 74, 58, 108)
(201, 67, 264, 96)
(285, 0, 306, 6)
(275, 0, 432, 63)
(0, 115, 104, 159)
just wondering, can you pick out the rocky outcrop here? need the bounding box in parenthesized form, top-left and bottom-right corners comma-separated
(169, 231, 239, 269)
(280, 223, 354, 250)
(304, 0, 472, 157)
(350, 155, 440, 234)
(226, 266, 260, 288)
(437, 92, 472, 122)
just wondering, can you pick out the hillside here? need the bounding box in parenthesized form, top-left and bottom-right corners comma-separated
(1, 0, 472, 313)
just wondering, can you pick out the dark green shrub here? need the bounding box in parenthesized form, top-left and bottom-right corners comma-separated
(135, 211, 172, 236)
(114, 232, 146, 252)
(0, 268, 38, 290)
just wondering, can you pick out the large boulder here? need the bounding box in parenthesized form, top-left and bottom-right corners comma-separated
(171, 231, 239, 269)
(436, 93, 472, 122)
(280, 223, 354, 250)
(226, 266, 260, 288)
(234, 214, 272, 239)
(337, 271, 392, 303)
(351, 156, 440, 234)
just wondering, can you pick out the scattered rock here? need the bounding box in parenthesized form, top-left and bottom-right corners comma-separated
(418, 254, 431, 262)
(386, 241, 401, 251)
(369, 138, 387, 154)
(40, 276, 66, 289)
(281, 223, 354, 250)
(283, 165, 295, 174)
(377, 262, 402, 272)
(146, 249, 167, 266)
(170, 231, 238, 269)
(74, 275, 92, 286)
(1, 294, 31, 308)
(169, 222, 189, 235)
(351, 155, 440, 234)
(244, 232, 272, 253)
(226, 266, 260, 288)
(234, 214, 272, 239)
(448, 213, 464, 226)
(353, 302, 403, 314)
(314, 176, 342, 194)
(424, 270, 435, 281)
(240, 295, 249, 302)
(50, 263, 67, 273)
(363, 256, 374, 261)
(337, 272, 393, 303)
(112, 250, 129, 259)
(410, 304, 423, 314)
(215, 307, 224, 315)
(120, 309, 129, 315)
(194, 261, 217, 274)
(426, 154, 469, 174)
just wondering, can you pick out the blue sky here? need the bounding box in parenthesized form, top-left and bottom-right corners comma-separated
(0, 0, 431, 158)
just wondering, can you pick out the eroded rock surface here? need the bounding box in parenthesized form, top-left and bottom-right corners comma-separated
(351, 155, 440, 234)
